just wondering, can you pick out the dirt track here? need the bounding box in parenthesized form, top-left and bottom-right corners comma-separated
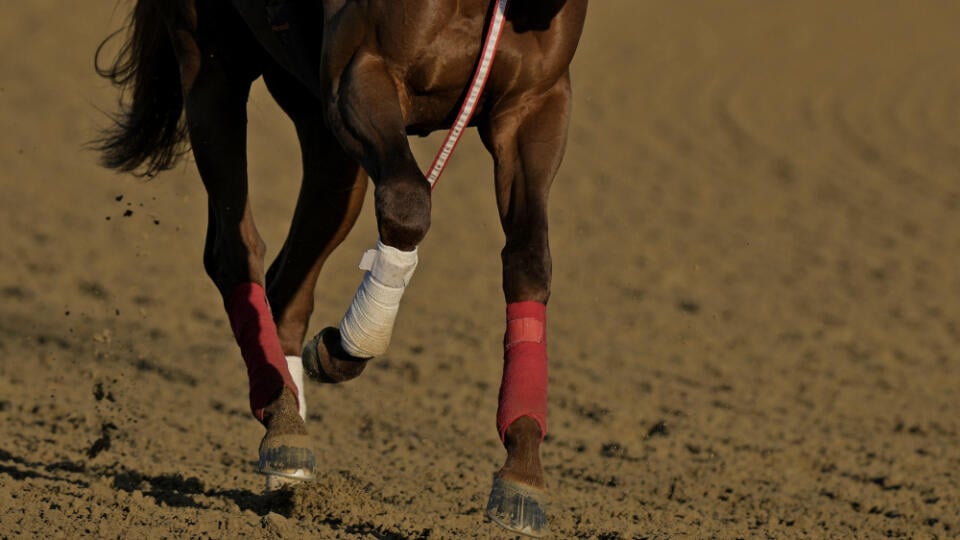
(2, 1, 959, 538)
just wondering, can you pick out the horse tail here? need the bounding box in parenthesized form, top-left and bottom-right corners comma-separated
(93, 0, 191, 177)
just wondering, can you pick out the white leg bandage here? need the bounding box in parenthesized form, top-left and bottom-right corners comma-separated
(338, 239, 418, 358)
(285, 355, 307, 422)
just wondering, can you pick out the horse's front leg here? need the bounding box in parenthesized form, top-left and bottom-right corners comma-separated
(479, 75, 573, 537)
(176, 7, 314, 487)
(303, 50, 429, 374)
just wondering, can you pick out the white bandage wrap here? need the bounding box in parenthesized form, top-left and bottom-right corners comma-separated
(339, 239, 418, 359)
(284, 355, 307, 422)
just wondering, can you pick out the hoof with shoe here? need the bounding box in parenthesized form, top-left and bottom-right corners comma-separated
(259, 434, 316, 490)
(302, 327, 369, 383)
(486, 475, 548, 537)
(258, 388, 314, 491)
(263, 470, 308, 491)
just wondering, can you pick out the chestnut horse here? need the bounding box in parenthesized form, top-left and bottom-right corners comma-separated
(96, 0, 586, 535)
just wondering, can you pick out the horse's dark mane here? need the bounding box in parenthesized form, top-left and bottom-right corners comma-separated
(92, 0, 192, 177)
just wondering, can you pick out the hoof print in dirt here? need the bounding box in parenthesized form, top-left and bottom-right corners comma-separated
(486, 476, 548, 538)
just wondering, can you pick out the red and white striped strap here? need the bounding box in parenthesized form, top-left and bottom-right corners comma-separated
(426, 0, 510, 190)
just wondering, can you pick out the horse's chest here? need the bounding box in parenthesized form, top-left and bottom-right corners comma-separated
(322, 3, 537, 136)
(392, 35, 490, 133)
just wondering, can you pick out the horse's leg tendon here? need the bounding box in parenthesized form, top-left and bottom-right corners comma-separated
(479, 74, 573, 537)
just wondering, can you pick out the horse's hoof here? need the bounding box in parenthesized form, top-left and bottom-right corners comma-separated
(263, 471, 308, 491)
(302, 327, 369, 383)
(258, 434, 316, 488)
(485, 476, 548, 538)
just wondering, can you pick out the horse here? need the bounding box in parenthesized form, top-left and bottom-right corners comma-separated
(95, 0, 587, 535)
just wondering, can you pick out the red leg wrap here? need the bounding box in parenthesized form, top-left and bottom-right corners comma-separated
(497, 301, 548, 443)
(225, 283, 297, 422)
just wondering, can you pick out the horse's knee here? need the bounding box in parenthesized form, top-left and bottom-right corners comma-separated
(375, 175, 431, 250)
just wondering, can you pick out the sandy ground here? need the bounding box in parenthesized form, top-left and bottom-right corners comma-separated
(2, 1, 960, 538)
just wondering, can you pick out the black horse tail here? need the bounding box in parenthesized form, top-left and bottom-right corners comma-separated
(93, 0, 191, 177)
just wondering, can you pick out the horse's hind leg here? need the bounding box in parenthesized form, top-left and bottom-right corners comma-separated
(257, 67, 369, 398)
(174, 4, 313, 486)
(479, 75, 573, 537)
